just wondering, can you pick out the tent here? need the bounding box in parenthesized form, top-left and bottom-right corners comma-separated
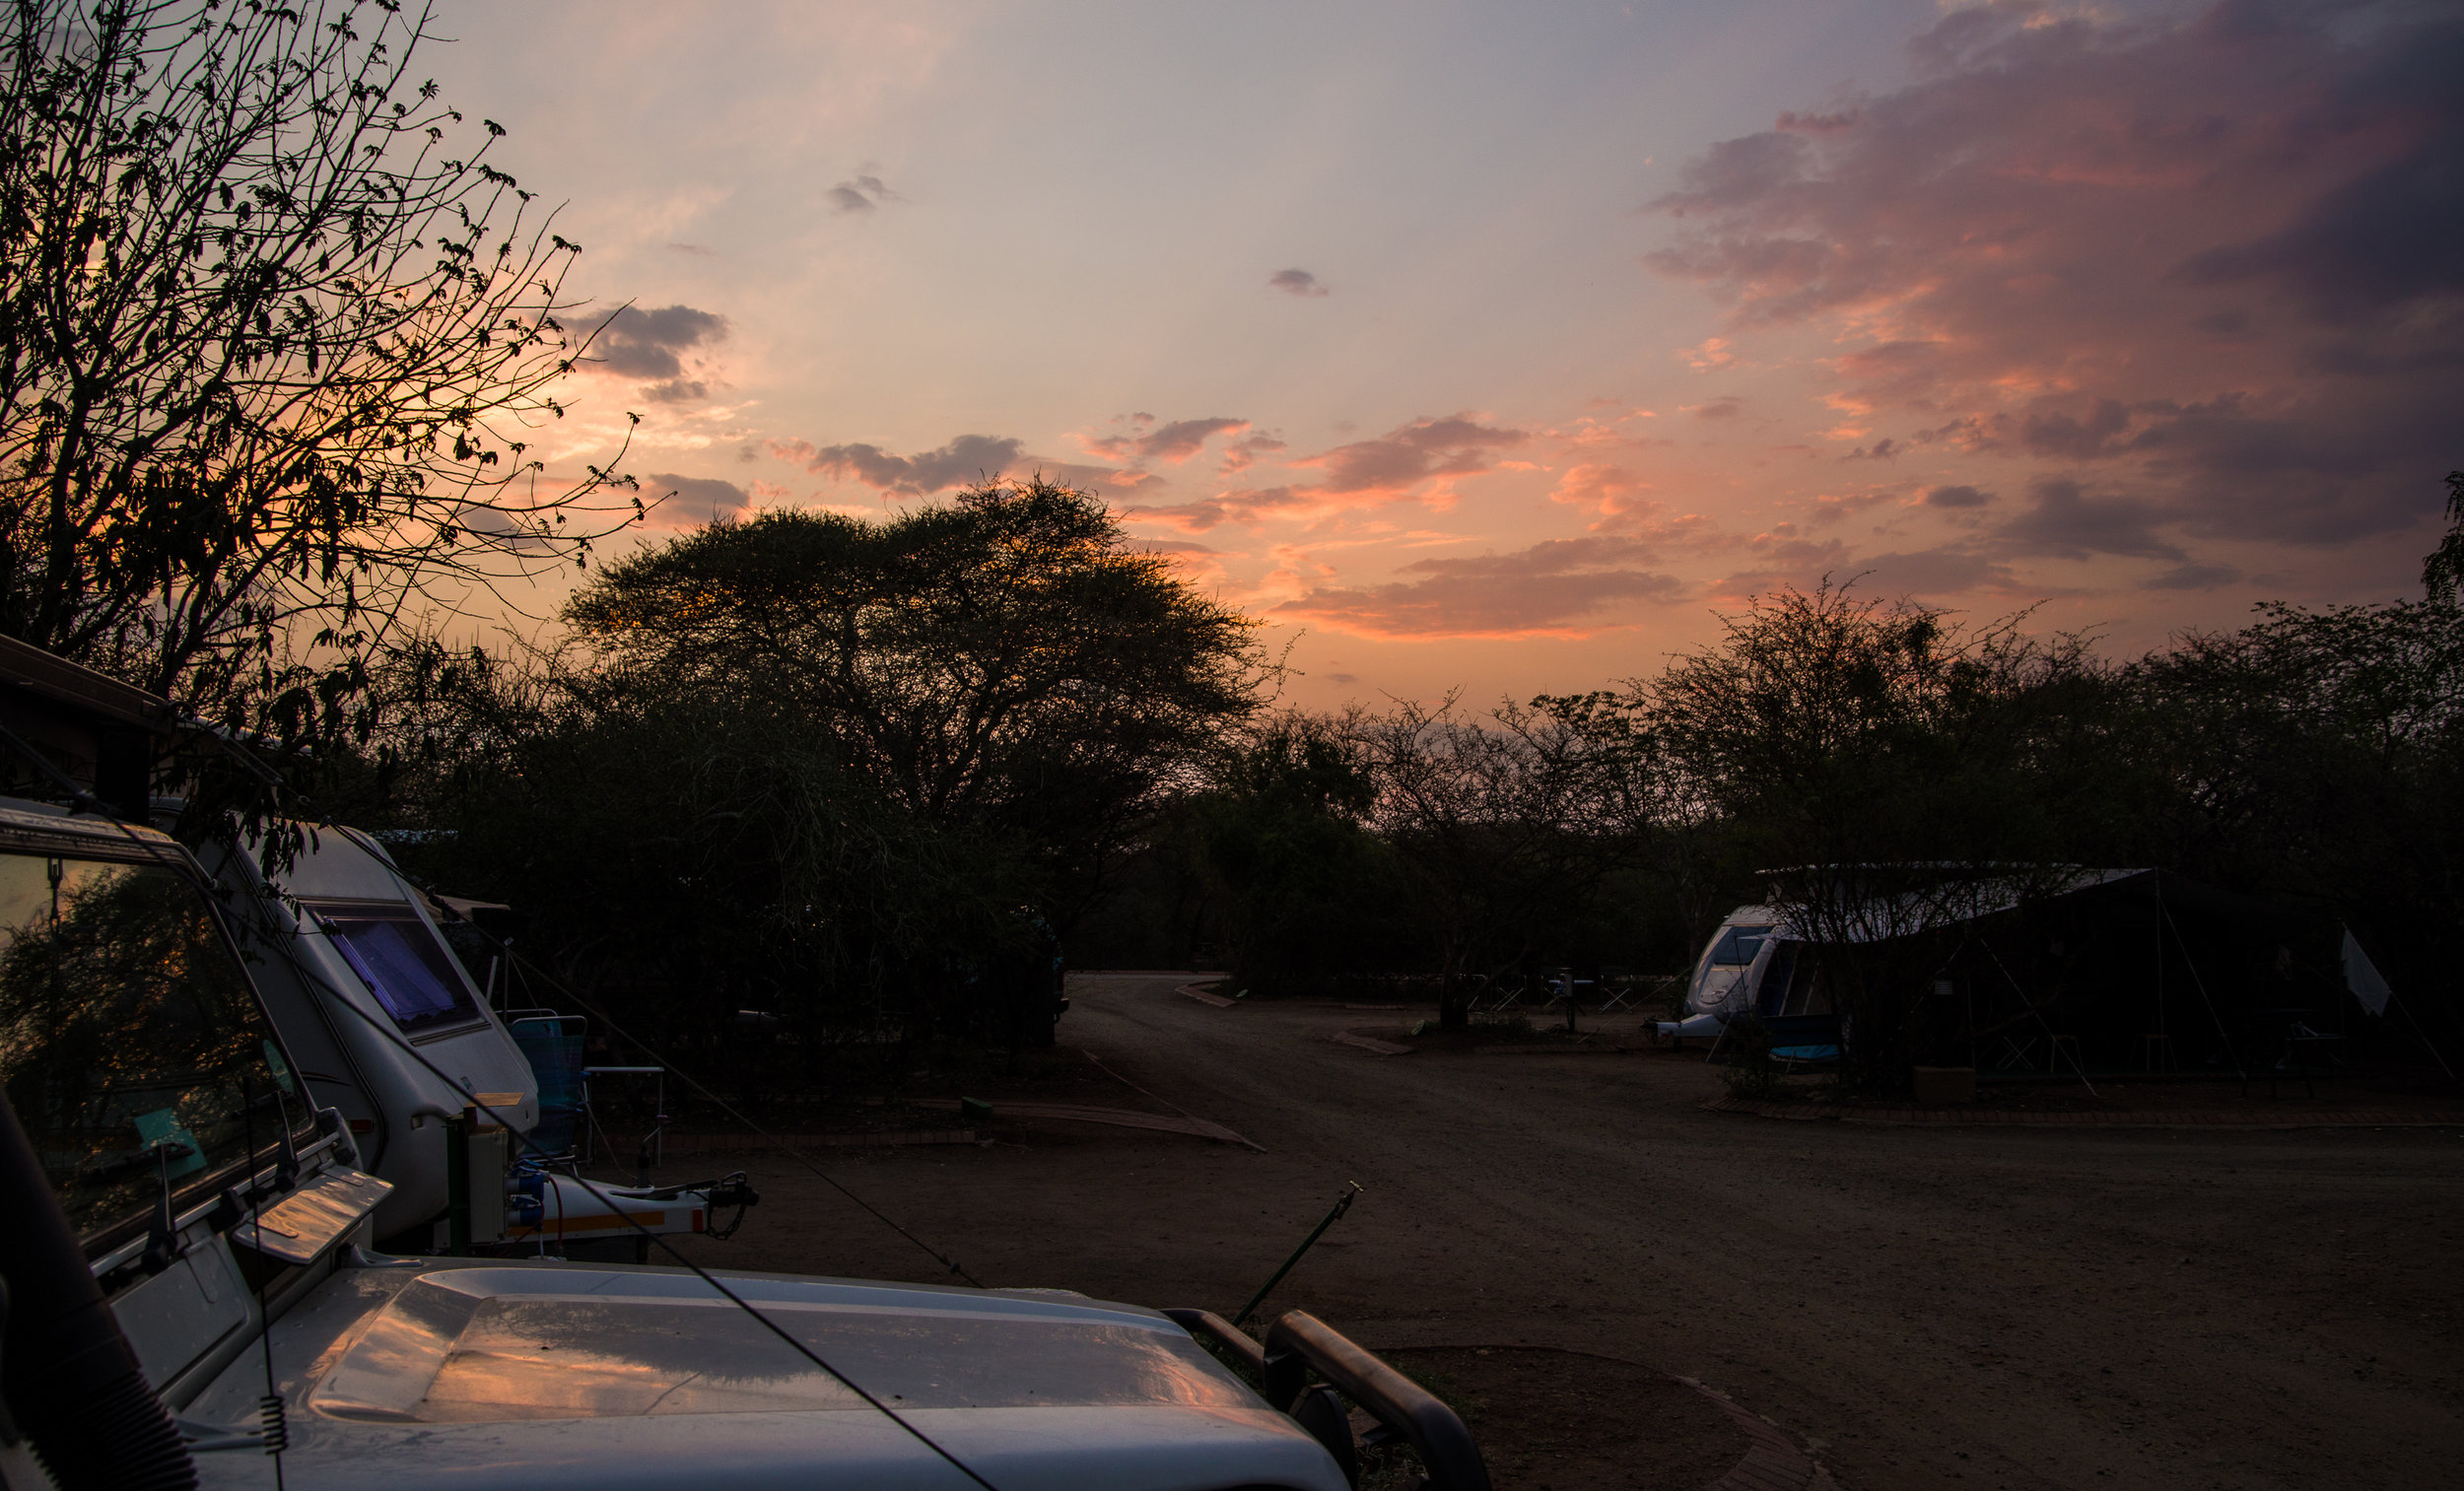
(1662, 867, 2358, 1077)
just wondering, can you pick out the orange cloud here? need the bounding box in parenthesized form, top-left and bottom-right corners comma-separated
(1550, 463, 1654, 523)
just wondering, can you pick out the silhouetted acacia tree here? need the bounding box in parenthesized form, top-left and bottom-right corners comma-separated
(0, 0, 641, 750)
(564, 479, 1262, 914)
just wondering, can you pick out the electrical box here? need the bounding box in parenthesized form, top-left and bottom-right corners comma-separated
(468, 1127, 509, 1242)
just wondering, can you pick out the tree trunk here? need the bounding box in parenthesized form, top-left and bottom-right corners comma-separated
(1438, 938, 1472, 1032)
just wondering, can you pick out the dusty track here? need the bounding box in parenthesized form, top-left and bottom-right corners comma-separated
(670, 973, 2464, 1491)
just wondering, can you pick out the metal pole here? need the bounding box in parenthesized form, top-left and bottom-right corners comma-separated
(1234, 1182, 1362, 1327)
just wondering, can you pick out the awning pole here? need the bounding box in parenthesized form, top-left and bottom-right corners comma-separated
(2161, 900, 2244, 1083)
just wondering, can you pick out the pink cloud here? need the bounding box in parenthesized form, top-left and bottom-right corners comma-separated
(1644, 0, 2464, 556)
(1126, 486, 1315, 532)
(1123, 413, 1533, 532)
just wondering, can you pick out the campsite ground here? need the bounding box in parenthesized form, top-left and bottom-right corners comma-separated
(659, 972, 2464, 1491)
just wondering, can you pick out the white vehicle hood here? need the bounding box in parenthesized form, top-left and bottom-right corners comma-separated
(188, 1259, 1345, 1491)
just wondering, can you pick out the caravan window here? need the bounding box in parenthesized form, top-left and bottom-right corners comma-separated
(0, 849, 310, 1251)
(1708, 924, 1774, 966)
(314, 905, 479, 1032)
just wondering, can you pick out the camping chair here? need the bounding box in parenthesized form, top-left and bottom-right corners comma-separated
(582, 1064, 670, 1172)
(2236, 1008, 2323, 1099)
(1595, 965, 1637, 1012)
(1993, 1033, 2042, 1072)
(1483, 971, 1531, 1012)
(2288, 1020, 2346, 1070)
(507, 1011, 585, 1170)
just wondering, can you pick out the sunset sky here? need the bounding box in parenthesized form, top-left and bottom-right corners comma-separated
(432, 0, 2464, 708)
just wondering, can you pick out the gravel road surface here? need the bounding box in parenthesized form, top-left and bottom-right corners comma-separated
(672, 972, 2464, 1491)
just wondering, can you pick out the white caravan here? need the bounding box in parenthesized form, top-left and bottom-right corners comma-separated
(1655, 906, 1809, 1043)
(201, 822, 740, 1254)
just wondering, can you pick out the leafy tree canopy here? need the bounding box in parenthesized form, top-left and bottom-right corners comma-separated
(564, 478, 1262, 852)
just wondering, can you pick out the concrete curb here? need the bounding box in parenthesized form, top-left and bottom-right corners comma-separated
(1705, 1095, 2464, 1129)
(1475, 1041, 1631, 1055)
(1333, 1031, 1413, 1056)
(910, 1097, 1258, 1148)
(1177, 982, 1238, 1008)
(661, 1128, 977, 1153)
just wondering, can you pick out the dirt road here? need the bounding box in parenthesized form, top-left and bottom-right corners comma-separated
(671, 973, 2464, 1491)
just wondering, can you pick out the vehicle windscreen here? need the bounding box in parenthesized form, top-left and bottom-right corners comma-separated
(1708, 924, 1775, 967)
(0, 848, 309, 1252)
(313, 904, 479, 1031)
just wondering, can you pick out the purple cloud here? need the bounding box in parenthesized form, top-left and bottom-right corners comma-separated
(648, 472, 751, 523)
(1135, 417, 1250, 464)
(1644, 0, 2464, 561)
(1299, 414, 1529, 495)
(771, 433, 1025, 496)
(1998, 477, 2184, 563)
(582, 305, 727, 400)
(1924, 484, 1992, 509)
(829, 172, 898, 214)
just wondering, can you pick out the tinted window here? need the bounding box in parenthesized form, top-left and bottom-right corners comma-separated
(1708, 924, 1774, 966)
(0, 849, 307, 1249)
(315, 906, 478, 1031)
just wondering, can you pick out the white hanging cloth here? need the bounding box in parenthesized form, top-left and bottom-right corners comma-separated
(2342, 927, 2392, 1017)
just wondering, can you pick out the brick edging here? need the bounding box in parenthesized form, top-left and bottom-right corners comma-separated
(1675, 1376, 1834, 1491)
